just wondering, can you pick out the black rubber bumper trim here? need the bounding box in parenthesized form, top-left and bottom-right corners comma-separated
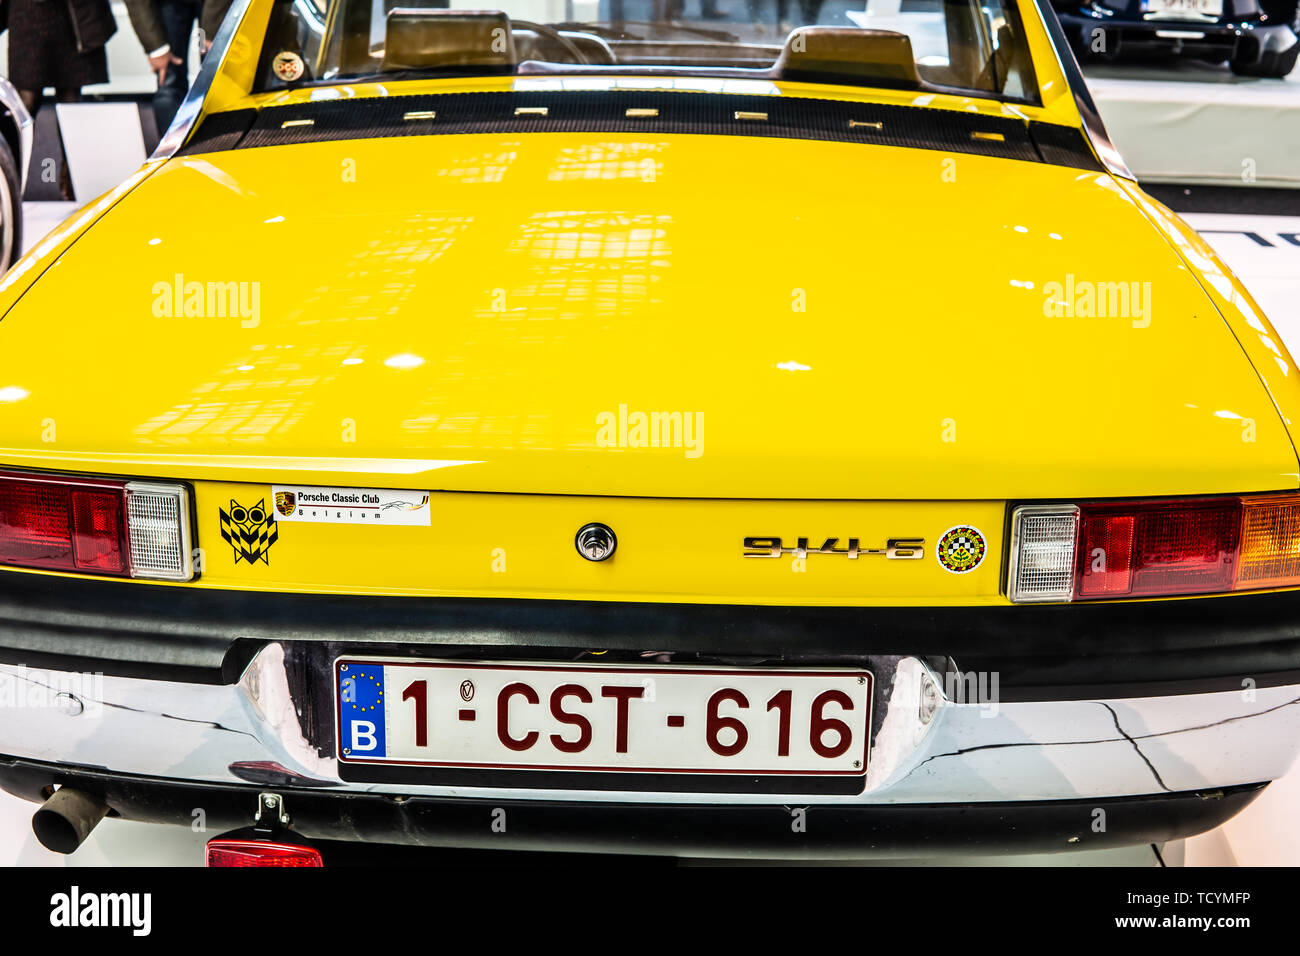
(0, 757, 1265, 858)
(3, 569, 1300, 697)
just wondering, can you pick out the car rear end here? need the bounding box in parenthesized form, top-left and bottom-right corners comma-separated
(1053, 0, 1300, 74)
(2, 474, 1300, 860)
(2, 0, 1300, 863)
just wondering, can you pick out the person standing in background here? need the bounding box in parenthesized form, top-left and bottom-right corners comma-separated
(124, 0, 233, 134)
(3, 0, 117, 199)
(4, 0, 116, 118)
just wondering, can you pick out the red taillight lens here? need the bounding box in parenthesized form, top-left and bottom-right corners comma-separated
(206, 838, 323, 867)
(0, 481, 73, 567)
(1131, 500, 1239, 596)
(0, 473, 127, 575)
(1078, 499, 1240, 599)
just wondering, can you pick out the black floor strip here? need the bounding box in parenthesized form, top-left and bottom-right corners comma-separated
(1145, 183, 1300, 216)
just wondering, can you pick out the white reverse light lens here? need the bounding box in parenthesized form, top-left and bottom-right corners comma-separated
(1008, 505, 1080, 603)
(125, 482, 194, 581)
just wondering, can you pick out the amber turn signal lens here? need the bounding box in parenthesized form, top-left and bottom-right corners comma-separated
(1235, 495, 1300, 590)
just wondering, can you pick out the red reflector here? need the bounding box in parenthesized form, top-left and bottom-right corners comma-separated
(206, 839, 322, 868)
(1078, 513, 1134, 597)
(71, 490, 125, 573)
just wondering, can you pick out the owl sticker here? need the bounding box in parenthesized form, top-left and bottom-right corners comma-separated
(219, 498, 279, 565)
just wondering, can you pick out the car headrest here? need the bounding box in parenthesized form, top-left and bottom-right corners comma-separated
(774, 28, 920, 88)
(383, 9, 517, 73)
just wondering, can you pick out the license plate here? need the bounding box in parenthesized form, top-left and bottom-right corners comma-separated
(335, 659, 872, 777)
(1146, 0, 1223, 17)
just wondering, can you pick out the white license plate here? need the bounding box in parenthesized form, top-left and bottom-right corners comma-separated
(1147, 0, 1223, 17)
(335, 659, 872, 777)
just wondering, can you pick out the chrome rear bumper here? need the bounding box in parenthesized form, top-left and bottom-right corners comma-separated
(2, 644, 1296, 807)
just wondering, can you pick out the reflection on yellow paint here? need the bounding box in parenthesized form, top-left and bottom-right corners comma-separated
(432, 149, 518, 184)
(547, 142, 665, 182)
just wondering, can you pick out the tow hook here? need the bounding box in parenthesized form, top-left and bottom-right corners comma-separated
(254, 792, 291, 832)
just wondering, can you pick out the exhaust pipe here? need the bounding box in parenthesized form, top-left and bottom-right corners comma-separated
(32, 788, 110, 854)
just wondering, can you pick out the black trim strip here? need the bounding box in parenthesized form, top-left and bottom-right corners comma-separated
(1, 570, 1299, 697)
(1027, 120, 1104, 172)
(1146, 184, 1300, 217)
(0, 757, 1266, 857)
(177, 91, 1101, 170)
(339, 762, 867, 794)
(180, 107, 256, 155)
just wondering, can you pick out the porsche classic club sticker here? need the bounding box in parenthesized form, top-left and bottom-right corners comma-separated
(271, 485, 432, 526)
(219, 499, 279, 565)
(936, 525, 986, 574)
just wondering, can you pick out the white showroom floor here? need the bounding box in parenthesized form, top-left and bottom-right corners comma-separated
(2, 200, 1297, 866)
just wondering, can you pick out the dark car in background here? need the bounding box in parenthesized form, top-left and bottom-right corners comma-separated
(1052, 0, 1300, 75)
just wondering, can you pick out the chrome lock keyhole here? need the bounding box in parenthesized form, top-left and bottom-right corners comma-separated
(575, 523, 617, 562)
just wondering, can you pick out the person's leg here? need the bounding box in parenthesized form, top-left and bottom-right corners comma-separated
(51, 88, 83, 201)
(152, 1, 200, 133)
(17, 90, 42, 117)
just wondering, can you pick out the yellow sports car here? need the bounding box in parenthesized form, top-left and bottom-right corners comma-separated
(0, 0, 1297, 865)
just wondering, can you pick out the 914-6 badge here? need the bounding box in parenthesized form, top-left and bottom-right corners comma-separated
(219, 498, 279, 565)
(937, 525, 986, 574)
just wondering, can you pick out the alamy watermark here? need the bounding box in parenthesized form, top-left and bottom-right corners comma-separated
(0, 666, 103, 716)
(1042, 274, 1151, 328)
(50, 887, 151, 936)
(152, 273, 261, 328)
(945, 670, 1000, 718)
(596, 404, 704, 458)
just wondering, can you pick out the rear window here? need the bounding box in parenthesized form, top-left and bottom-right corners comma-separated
(255, 0, 1039, 102)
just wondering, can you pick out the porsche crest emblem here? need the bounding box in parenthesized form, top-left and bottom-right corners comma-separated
(274, 491, 296, 516)
(220, 499, 279, 565)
